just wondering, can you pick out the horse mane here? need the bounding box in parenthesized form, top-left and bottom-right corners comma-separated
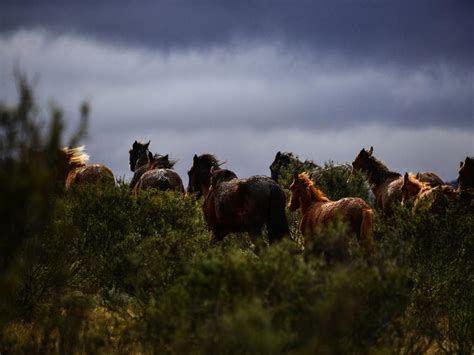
(62, 146, 89, 168)
(364, 154, 401, 181)
(152, 154, 178, 169)
(407, 174, 431, 192)
(298, 172, 330, 202)
(199, 153, 223, 167)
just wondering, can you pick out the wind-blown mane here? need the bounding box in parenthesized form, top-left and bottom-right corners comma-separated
(62, 146, 89, 168)
(298, 173, 330, 202)
(198, 154, 222, 168)
(60, 146, 114, 188)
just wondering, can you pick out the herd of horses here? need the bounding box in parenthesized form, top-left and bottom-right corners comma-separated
(59, 141, 473, 247)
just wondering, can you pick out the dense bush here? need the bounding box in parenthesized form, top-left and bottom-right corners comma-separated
(1, 77, 472, 354)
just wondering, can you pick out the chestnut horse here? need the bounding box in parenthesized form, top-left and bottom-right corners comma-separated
(401, 172, 457, 213)
(289, 173, 373, 246)
(128, 140, 184, 193)
(59, 146, 115, 189)
(187, 154, 290, 244)
(351, 147, 444, 214)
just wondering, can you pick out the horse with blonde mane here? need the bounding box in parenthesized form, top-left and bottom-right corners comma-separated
(59, 146, 115, 188)
(289, 172, 373, 246)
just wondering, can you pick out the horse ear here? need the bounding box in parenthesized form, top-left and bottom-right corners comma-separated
(145, 141, 150, 149)
(293, 172, 299, 180)
(193, 154, 198, 162)
(276, 151, 281, 158)
(416, 172, 420, 179)
(164, 154, 169, 160)
(465, 157, 473, 166)
(368, 146, 373, 155)
(403, 172, 409, 183)
(460, 161, 464, 168)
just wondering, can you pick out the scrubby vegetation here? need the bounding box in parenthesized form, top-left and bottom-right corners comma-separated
(1, 77, 472, 354)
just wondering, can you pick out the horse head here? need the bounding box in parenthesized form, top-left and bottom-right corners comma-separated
(187, 153, 223, 197)
(129, 140, 150, 172)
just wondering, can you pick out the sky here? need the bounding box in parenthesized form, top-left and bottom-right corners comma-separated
(1, 0, 473, 182)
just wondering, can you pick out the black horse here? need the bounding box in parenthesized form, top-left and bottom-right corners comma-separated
(188, 154, 290, 244)
(269, 151, 319, 184)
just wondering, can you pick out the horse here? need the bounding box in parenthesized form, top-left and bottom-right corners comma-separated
(186, 154, 224, 198)
(59, 146, 115, 189)
(288, 172, 373, 246)
(187, 154, 290, 244)
(457, 156, 474, 204)
(351, 146, 444, 214)
(134, 154, 184, 193)
(401, 172, 457, 213)
(269, 151, 318, 183)
(128, 140, 184, 193)
(129, 140, 151, 172)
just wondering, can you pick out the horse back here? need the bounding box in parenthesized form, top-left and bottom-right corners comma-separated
(303, 197, 370, 237)
(66, 164, 115, 188)
(137, 169, 184, 192)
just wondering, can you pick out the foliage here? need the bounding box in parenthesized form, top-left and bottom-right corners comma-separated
(1, 77, 472, 354)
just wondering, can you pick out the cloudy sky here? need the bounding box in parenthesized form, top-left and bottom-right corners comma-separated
(1, 0, 473, 182)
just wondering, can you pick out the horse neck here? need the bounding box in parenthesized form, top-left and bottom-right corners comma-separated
(365, 159, 400, 186)
(135, 152, 150, 170)
(299, 186, 329, 214)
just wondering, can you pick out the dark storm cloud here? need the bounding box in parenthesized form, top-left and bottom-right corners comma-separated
(2, 0, 473, 69)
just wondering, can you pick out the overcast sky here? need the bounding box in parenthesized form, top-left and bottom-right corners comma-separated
(1, 0, 473, 182)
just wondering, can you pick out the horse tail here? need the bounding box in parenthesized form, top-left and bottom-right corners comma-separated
(267, 183, 290, 243)
(360, 207, 374, 246)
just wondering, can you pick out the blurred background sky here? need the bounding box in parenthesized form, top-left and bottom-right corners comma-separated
(1, 0, 473, 182)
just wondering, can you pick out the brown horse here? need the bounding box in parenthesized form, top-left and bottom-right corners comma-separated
(134, 154, 184, 193)
(289, 173, 373, 246)
(187, 154, 224, 198)
(188, 154, 290, 244)
(351, 147, 444, 214)
(401, 172, 457, 212)
(59, 146, 115, 189)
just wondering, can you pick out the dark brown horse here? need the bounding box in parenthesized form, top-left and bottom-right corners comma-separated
(269, 151, 318, 183)
(351, 147, 444, 214)
(188, 154, 290, 244)
(134, 154, 184, 193)
(187, 154, 223, 198)
(401, 172, 457, 213)
(59, 146, 115, 189)
(128, 140, 183, 193)
(288, 173, 373, 246)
